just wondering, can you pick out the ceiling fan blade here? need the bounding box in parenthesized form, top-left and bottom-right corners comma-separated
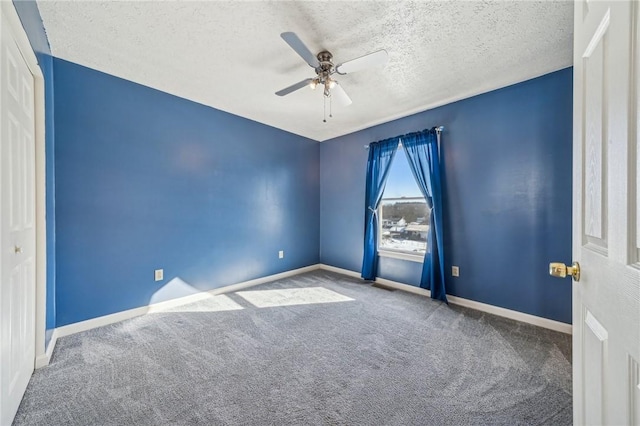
(275, 78, 314, 96)
(281, 32, 320, 68)
(336, 49, 389, 74)
(331, 82, 352, 107)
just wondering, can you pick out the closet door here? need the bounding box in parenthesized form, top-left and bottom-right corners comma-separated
(0, 11, 36, 426)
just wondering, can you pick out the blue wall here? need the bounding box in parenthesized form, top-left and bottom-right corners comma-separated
(10, 1, 574, 327)
(12, 0, 57, 342)
(320, 68, 573, 324)
(53, 59, 319, 326)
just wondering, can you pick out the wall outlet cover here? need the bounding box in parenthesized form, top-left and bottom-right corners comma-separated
(154, 269, 164, 281)
(278, 250, 284, 259)
(452, 266, 460, 277)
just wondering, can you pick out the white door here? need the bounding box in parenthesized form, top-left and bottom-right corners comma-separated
(570, 0, 640, 424)
(0, 12, 36, 426)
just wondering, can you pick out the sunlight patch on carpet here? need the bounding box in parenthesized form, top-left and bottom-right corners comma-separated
(163, 294, 245, 313)
(236, 287, 354, 308)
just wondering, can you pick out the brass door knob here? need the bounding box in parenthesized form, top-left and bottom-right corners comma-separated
(549, 262, 580, 282)
(14, 246, 22, 254)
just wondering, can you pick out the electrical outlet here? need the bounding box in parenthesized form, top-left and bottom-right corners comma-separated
(154, 269, 164, 281)
(452, 266, 460, 277)
(278, 250, 284, 259)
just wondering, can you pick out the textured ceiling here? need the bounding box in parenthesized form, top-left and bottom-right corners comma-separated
(37, 1, 573, 142)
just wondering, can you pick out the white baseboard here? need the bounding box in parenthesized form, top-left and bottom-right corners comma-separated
(40, 261, 570, 367)
(51, 264, 321, 342)
(444, 294, 572, 334)
(35, 328, 59, 369)
(318, 264, 572, 334)
(318, 264, 362, 279)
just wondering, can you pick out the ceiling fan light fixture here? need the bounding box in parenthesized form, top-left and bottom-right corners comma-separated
(309, 79, 318, 90)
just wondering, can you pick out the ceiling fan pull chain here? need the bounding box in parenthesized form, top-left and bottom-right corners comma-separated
(323, 95, 327, 123)
(330, 95, 333, 118)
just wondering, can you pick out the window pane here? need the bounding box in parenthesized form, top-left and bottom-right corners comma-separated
(380, 200, 430, 255)
(383, 149, 423, 198)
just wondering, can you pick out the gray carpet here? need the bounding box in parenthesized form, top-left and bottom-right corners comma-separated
(14, 270, 572, 425)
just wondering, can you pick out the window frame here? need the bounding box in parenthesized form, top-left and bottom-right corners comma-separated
(377, 196, 428, 263)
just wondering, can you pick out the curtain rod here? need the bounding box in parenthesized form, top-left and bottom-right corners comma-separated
(364, 126, 444, 149)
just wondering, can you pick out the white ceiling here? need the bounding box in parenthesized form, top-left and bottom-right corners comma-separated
(37, 1, 573, 142)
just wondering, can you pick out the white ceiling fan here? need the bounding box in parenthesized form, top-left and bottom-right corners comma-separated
(275, 32, 389, 111)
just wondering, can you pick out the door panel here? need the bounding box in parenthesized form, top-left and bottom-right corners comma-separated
(631, 357, 640, 425)
(582, 309, 607, 424)
(21, 75, 32, 117)
(573, 1, 640, 425)
(8, 264, 27, 394)
(582, 13, 607, 249)
(8, 113, 20, 232)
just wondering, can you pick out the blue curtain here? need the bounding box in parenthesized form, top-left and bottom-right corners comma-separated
(361, 137, 400, 280)
(401, 129, 447, 303)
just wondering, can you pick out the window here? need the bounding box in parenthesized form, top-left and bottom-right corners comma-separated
(378, 146, 430, 261)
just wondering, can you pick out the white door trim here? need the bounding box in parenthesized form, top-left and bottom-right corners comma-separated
(0, 1, 48, 366)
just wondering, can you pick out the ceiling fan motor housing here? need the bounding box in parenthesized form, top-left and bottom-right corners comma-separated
(315, 51, 335, 96)
(316, 51, 333, 67)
